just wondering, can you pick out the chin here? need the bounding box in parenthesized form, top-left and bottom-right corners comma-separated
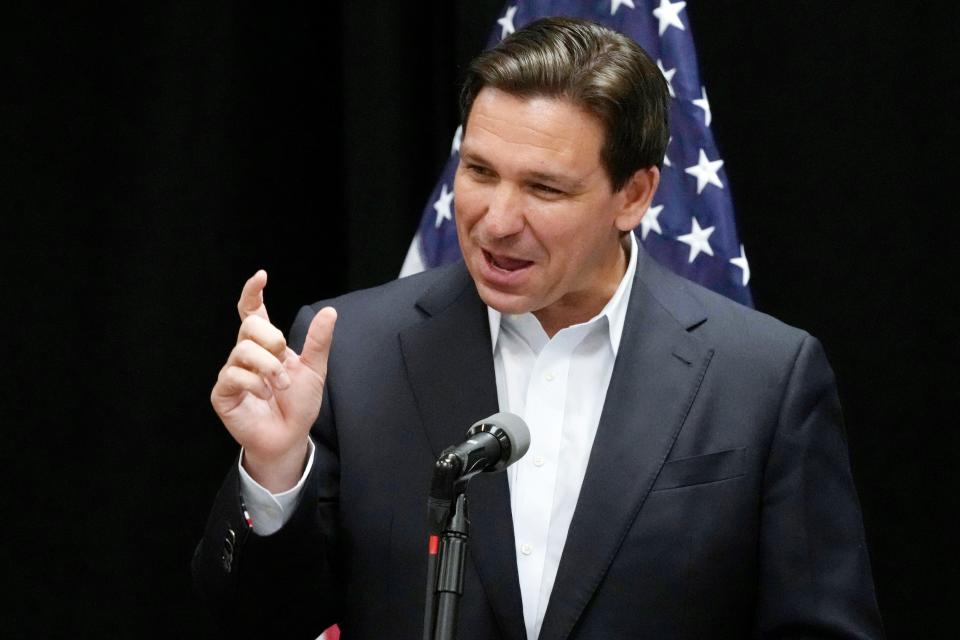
(474, 282, 536, 316)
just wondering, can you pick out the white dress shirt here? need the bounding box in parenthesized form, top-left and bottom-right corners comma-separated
(489, 233, 636, 640)
(240, 233, 638, 640)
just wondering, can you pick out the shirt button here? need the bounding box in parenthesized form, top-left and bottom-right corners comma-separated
(544, 372, 555, 382)
(533, 456, 545, 467)
(521, 544, 533, 555)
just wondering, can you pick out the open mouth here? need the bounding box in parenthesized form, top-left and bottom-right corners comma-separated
(483, 249, 534, 273)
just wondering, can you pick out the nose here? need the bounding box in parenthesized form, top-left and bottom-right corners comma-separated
(482, 183, 525, 239)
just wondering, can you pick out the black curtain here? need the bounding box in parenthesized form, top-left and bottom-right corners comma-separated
(5, 1, 956, 636)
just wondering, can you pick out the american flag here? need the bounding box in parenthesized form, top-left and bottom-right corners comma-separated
(401, 0, 753, 307)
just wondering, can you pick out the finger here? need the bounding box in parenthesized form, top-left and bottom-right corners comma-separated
(227, 339, 292, 390)
(213, 365, 274, 404)
(300, 307, 337, 378)
(237, 314, 287, 360)
(237, 269, 270, 321)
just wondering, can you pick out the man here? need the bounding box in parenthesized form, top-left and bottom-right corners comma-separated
(194, 18, 883, 639)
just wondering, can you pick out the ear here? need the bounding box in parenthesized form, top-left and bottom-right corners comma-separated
(614, 166, 660, 232)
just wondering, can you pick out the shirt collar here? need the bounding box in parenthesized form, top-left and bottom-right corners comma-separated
(487, 231, 638, 356)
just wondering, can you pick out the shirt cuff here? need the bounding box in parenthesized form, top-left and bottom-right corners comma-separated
(238, 438, 316, 536)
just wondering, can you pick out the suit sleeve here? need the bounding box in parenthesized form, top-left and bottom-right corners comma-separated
(192, 304, 342, 638)
(754, 334, 884, 639)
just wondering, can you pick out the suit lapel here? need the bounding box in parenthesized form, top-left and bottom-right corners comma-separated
(538, 250, 715, 640)
(399, 263, 527, 640)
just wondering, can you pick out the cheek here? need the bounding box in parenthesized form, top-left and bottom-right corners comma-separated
(452, 181, 482, 231)
(551, 197, 615, 243)
(525, 208, 579, 255)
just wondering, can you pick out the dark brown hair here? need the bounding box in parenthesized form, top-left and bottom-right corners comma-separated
(460, 17, 669, 191)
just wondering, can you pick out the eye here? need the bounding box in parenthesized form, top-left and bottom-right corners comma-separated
(467, 164, 493, 178)
(532, 183, 564, 196)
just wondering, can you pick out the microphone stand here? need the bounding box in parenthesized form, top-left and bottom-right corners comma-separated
(433, 492, 469, 640)
(423, 453, 470, 640)
(422, 415, 529, 640)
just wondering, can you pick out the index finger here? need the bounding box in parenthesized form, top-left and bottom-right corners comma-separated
(238, 269, 270, 322)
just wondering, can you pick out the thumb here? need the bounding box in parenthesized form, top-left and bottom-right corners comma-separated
(300, 306, 337, 378)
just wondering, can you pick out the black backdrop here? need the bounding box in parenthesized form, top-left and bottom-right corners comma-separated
(5, 1, 957, 637)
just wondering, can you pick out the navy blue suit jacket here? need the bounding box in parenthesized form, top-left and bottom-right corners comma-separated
(194, 246, 883, 639)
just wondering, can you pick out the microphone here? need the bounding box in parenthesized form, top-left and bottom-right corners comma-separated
(427, 412, 530, 523)
(443, 412, 531, 481)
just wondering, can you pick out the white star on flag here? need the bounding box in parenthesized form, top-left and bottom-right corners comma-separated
(677, 217, 715, 263)
(730, 244, 750, 285)
(684, 148, 724, 194)
(610, 0, 636, 15)
(497, 6, 517, 39)
(450, 124, 463, 156)
(656, 59, 676, 98)
(692, 86, 711, 127)
(433, 183, 454, 228)
(639, 204, 663, 240)
(663, 136, 673, 167)
(652, 0, 687, 36)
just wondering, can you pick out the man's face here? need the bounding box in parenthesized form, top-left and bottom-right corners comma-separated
(454, 88, 650, 332)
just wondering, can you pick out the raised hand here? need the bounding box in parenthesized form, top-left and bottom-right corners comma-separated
(210, 270, 337, 492)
